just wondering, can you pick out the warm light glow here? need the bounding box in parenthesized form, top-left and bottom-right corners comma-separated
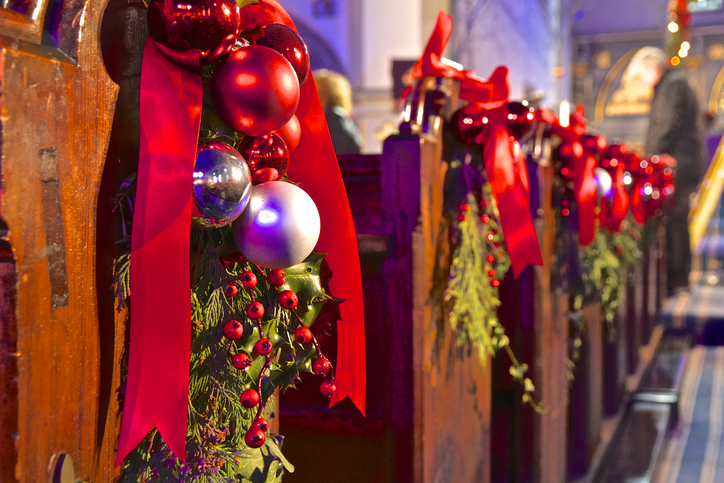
(559, 101, 570, 127)
(682, 41, 691, 50)
(679, 49, 689, 58)
(668, 21, 680, 33)
(671, 56, 681, 66)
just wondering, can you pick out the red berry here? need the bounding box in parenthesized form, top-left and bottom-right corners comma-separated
(457, 202, 470, 212)
(267, 269, 286, 287)
(225, 282, 239, 298)
(487, 255, 495, 264)
(244, 428, 266, 448)
(246, 301, 265, 320)
(488, 269, 495, 277)
(491, 279, 500, 288)
(239, 271, 257, 290)
(231, 352, 252, 369)
(255, 338, 273, 355)
(457, 213, 466, 222)
(481, 214, 490, 223)
(251, 417, 269, 433)
(312, 357, 331, 375)
(320, 379, 336, 396)
(240, 388, 260, 408)
(220, 257, 235, 269)
(278, 290, 298, 309)
(295, 326, 313, 344)
(222, 320, 244, 340)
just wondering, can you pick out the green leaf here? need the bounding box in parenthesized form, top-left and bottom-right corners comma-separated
(280, 252, 332, 326)
(237, 0, 258, 8)
(265, 437, 295, 473)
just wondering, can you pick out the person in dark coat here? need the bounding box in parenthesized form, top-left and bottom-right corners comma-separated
(313, 69, 362, 155)
(641, 47, 706, 294)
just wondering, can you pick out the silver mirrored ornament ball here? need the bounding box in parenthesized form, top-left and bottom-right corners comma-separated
(192, 141, 252, 228)
(233, 181, 321, 269)
(594, 167, 613, 199)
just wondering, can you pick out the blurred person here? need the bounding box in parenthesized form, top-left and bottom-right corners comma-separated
(313, 69, 362, 154)
(640, 47, 706, 295)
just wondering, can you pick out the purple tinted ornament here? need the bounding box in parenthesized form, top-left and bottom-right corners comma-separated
(450, 105, 489, 147)
(147, 0, 240, 65)
(506, 101, 536, 141)
(237, 133, 290, 183)
(192, 141, 252, 228)
(255, 23, 310, 85)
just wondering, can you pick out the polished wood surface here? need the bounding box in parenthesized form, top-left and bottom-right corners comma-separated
(0, 0, 119, 479)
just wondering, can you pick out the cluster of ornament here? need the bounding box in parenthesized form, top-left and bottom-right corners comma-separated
(148, 0, 330, 449)
(449, 100, 536, 147)
(221, 261, 335, 448)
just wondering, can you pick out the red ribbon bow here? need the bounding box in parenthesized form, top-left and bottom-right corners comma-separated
(599, 162, 630, 231)
(117, 0, 366, 467)
(628, 154, 674, 224)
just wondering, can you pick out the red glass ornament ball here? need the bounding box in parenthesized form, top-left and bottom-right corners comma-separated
(240, 388, 260, 408)
(491, 279, 500, 288)
(458, 202, 470, 212)
(255, 338, 273, 356)
(450, 105, 489, 147)
(225, 282, 238, 298)
(295, 326, 313, 344)
(255, 24, 310, 85)
(480, 214, 490, 223)
(222, 319, 244, 340)
(488, 269, 495, 277)
(267, 269, 287, 287)
(506, 102, 536, 141)
(278, 290, 298, 310)
(210, 45, 300, 137)
(147, 0, 240, 66)
(312, 357, 331, 375)
(251, 417, 269, 433)
(274, 114, 301, 152)
(240, 271, 257, 290)
(231, 352, 252, 369)
(245, 428, 266, 448)
(320, 379, 337, 396)
(457, 213, 466, 223)
(237, 133, 290, 183)
(246, 301, 265, 320)
(487, 254, 495, 264)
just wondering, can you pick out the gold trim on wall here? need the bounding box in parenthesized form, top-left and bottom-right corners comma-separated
(594, 48, 640, 123)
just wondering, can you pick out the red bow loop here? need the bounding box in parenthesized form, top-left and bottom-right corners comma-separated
(599, 163, 630, 231)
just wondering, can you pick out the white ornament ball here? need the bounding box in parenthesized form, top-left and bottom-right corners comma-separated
(233, 181, 321, 269)
(594, 167, 613, 199)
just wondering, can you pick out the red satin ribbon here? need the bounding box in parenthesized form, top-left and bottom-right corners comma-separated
(116, 39, 202, 466)
(240, 0, 366, 415)
(599, 163, 629, 231)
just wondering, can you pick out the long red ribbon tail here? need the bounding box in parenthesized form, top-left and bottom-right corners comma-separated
(574, 155, 598, 246)
(116, 39, 202, 467)
(485, 127, 543, 278)
(609, 163, 629, 231)
(242, 0, 366, 415)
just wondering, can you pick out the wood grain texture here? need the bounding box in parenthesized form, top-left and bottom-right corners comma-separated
(0, 0, 119, 478)
(534, 165, 569, 483)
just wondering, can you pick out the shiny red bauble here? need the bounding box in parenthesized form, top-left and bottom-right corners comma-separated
(255, 338, 273, 355)
(210, 45, 300, 136)
(312, 357, 331, 375)
(251, 417, 269, 433)
(231, 352, 252, 369)
(255, 24, 310, 85)
(222, 319, 244, 340)
(320, 380, 337, 396)
(240, 388, 260, 408)
(239, 271, 257, 290)
(274, 114, 301, 152)
(450, 105, 489, 147)
(491, 279, 500, 288)
(267, 269, 287, 287)
(244, 428, 266, 448)
(581, 134, 607, 153)
(278, 290, 298, 310)
(237, 133, 290, 183)
(225, 282, 238, 298)
(559, 141, 583, 160)
(295, 326, 313, 344)
(506, 101, 536, 141)
(147, 0, 240, 65)
(246, 301, 265, 320)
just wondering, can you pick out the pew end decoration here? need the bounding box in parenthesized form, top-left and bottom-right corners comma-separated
(112, 0, 366, 480)
(403, 11, 544, 411)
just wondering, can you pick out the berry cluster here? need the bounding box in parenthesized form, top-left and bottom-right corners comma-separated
(456, 194, 501, 288)
(221, 259, 335, 448)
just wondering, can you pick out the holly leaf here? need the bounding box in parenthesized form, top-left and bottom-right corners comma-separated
(279, 252, 332, 326)
(265, 437, 295, 473)
(237, 0, 258, 8)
